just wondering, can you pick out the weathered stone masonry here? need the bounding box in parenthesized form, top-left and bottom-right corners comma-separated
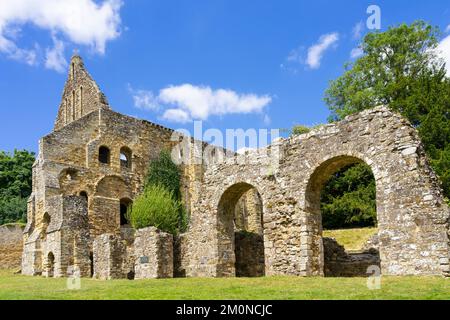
(186, 107, 450, 277)
(0, 224, 24, 270)
(21, 55, 450, 279)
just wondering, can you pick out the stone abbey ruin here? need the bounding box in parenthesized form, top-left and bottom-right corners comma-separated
(20, 55, 449, 279)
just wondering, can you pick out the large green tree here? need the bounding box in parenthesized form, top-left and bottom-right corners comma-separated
(0, 150, 35, 225)
(325, 21, 450, 200)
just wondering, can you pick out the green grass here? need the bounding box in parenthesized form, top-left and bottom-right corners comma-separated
(323, 227, 378, 251)
(0, 222, 25, 228)
(0, 270, 448, 300)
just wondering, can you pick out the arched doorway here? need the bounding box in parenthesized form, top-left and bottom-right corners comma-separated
(305, 155, 380, 277)
(46, 252, 55, 278)
(217, 183, 265, 277)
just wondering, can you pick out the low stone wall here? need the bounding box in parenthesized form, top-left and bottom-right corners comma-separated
(0, 224, 24, 270)
(93, 234, 134, 280)
(134, 227, 173, 279)
(323, 237, 380, 277)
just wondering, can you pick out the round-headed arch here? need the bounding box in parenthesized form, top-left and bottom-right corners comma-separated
(216, 182, 265, 277)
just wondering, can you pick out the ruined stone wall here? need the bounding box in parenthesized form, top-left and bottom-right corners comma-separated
(54, 55, 110, 131)
(23, 55, 450, 279)
(42, 195, 90, 278)
(0, 224, 24, 269)
(93, 234, 127, 280)
(323, 237, 380, 277)
(187, 106, 450, 277)
(134, 227, 173, 279)
(22, 55, 225, 278)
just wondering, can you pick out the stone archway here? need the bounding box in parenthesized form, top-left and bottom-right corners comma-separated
(46, 252, 55, 278)
(304, 155, 380, 277)
(188, 107, 449, 277)
(217, 182, 265, 277)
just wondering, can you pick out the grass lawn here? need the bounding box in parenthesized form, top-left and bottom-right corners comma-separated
(323, 227, 378, 251)
(0, 270, 448, 300)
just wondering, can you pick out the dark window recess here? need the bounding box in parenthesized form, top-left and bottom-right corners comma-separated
(99, 146, 110, 164)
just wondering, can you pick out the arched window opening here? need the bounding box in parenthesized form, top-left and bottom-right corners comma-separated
(120, 147, 132, 169)
(98, 146, 110, 164)
(120, 198, 132, 226)
(79, 86, 83, 117)
(65, 98, 68, 124)
(42, 212, 51, 239)
(72, 90, 75, 121)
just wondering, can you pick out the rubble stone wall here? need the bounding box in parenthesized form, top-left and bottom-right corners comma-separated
(134, 227, 173, 279)
(0, 224, 24, 270)
(187, 107, 450, 277)
(22, 55, 450, 279)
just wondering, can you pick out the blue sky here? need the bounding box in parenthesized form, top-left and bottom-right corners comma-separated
(1, 0, 450, 153)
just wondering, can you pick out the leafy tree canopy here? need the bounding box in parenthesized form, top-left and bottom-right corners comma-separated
(320, 163, 376, 230)
(0, 150, 35, 225)
(325, 20, 450, 200)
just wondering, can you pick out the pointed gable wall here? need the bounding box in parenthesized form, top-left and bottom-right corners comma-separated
(54, 55, 110, 131)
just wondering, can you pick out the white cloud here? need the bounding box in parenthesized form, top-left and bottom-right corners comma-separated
(352, 21, 364, 40)
(45, 36, 67, 73)
(162, 109, 191, 123)
(0, 0, 122, 67)
(350, 47, 363, 59)
(127, 84, 159, 111)
(437, 35, 450, 77)
(286, 47, 304, 64)
(306, 32, 339, 69)
(0, 33, 37, 65)
(131, 83, 272, 123)
(159, 84, 272, 121)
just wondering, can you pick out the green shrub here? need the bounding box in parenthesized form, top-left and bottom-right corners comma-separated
(291, 125, 311, 136)
(146, 150, 181, 201)
(129, 150, 189, 234)
(127, 184, 183, 235)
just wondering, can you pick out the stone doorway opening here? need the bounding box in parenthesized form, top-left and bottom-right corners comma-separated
(305, 156, 380, 277)
(46, 252, 55, 278)
(217, 183, 265, 277)
(89, 251, 94, 277)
